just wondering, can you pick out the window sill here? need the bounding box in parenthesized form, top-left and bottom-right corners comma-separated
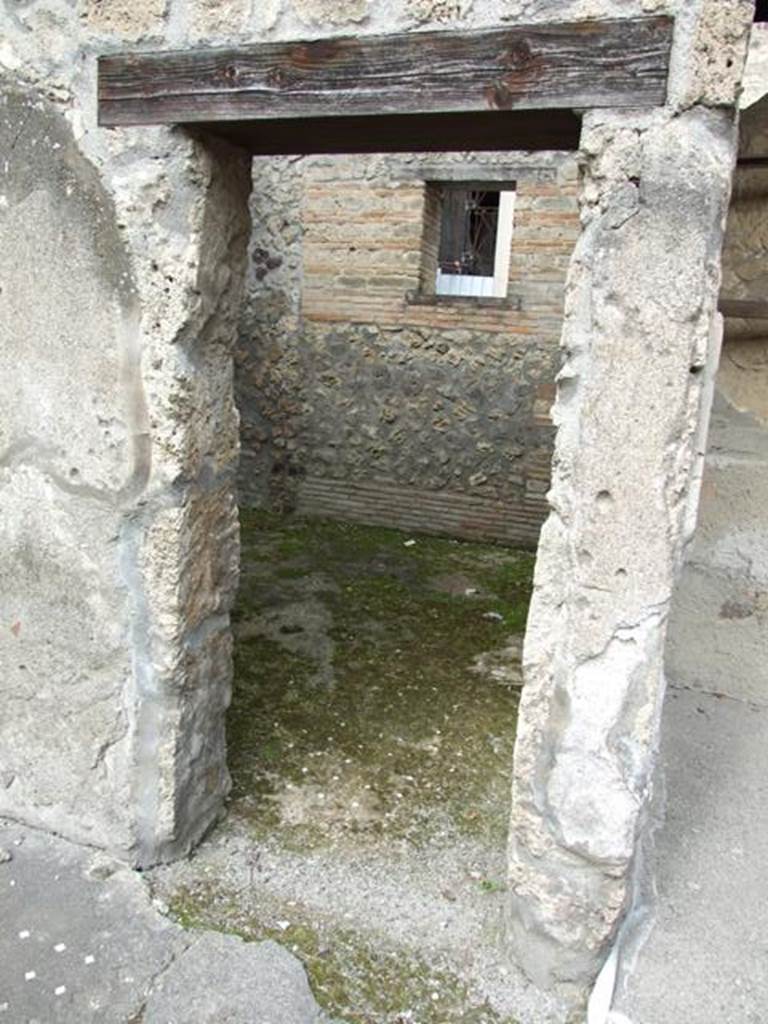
(405, 291, 522, 311)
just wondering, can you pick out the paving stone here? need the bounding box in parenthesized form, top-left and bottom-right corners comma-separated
(0, 821, 325, 1024)
(144, 933, 324, 1024)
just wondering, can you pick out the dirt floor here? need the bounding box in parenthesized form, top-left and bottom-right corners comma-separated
(148, 512, 558, 1024)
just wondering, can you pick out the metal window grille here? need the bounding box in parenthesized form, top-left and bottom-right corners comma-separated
(438, 189, 500, 278)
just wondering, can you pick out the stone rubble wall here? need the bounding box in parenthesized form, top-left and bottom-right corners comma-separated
(667, 91, 768, 705)
(237, 151, 579, 545)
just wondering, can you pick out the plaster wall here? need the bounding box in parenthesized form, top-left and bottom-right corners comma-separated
(1, 6, 252, 865)
(667, 93, 768, 705)
(0, 87, 140, 853)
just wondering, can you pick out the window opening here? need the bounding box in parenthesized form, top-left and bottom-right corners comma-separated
(435, 186, 515, 298)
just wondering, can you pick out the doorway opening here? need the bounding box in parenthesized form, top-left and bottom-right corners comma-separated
(153, 144, 580, 1023)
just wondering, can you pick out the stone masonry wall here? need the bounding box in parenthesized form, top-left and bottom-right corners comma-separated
(237, 151, 579, 546)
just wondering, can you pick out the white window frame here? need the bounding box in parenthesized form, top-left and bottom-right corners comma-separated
(435, 189, 516, 299)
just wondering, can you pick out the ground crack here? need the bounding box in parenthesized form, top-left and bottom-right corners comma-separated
(135, 933, 197, 1016)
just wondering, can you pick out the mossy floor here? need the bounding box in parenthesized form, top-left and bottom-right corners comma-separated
(229, 509, 533, 850)
(151, 511, 541, 1024)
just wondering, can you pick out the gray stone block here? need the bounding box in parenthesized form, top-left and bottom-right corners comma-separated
(144, 934, 325, 1024)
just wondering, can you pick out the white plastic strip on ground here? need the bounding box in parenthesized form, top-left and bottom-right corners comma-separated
(586, 941, 633, 1024)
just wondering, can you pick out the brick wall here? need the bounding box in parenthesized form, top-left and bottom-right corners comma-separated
(301, 158, 579, 334)
(236, 151, 580, 547)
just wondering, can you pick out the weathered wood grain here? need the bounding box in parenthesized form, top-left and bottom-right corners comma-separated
(98, 16, 673, 129)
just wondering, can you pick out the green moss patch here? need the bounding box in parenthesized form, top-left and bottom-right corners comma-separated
(168, 882, 514, 1024)
(228, 511, 533, 851)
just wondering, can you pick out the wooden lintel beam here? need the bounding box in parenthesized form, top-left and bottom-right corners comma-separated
(98, 16, 673, 129)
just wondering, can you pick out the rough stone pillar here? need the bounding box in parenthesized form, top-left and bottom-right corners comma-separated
(506, 0, 756, 997)
(120, 137, 252, 866)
